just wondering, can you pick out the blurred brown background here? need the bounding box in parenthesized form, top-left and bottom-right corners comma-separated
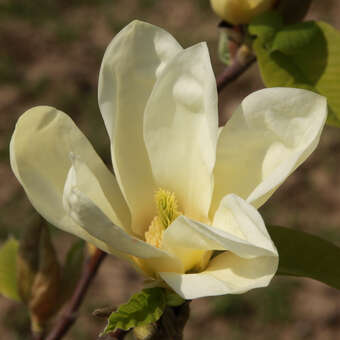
(1, 1, 340, 339)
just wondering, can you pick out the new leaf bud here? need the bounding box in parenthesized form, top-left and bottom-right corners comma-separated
(17, 222, 60, 332)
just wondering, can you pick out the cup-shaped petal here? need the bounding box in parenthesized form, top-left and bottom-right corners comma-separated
(10, 106, 130, 241)
(144, 43, 218, 223)
(160, 253, 277, 299)
(98, 20, 183, 236)
(62, 162, 182, 272)
(210, 88, 327, 216)
(160, 194, 277, 298)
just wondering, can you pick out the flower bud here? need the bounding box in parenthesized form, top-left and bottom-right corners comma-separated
(17, 222, 60, 332)
(210, 0, 277, 25)
(133, 323, 157, 340)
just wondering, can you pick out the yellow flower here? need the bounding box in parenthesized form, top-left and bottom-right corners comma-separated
(210, 0, 276, 24)
(10, 21, 326, 299)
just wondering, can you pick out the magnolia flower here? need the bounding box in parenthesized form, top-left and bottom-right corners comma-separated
(210, 0, 276, 25)
(10, 21, 326, 299)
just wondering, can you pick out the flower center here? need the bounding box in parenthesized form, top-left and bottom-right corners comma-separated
(145, 188, 181, 248)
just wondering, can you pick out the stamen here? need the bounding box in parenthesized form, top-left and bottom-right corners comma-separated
(144, 188, 181, 248)
(145, 217, 164, 248)
(155, 188, 181, 228)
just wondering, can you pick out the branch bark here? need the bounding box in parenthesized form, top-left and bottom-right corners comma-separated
(216, 54, 256, 93)
(32, 331, 44, 340)
(45, 249, 106, 340)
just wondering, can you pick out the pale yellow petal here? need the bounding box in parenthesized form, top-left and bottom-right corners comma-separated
(212, 194, 276, 254)
(9, 106, 130, 236)
(63, 169, 182, 273)
(67, 155, 133, 234)
(211, 88, 327, 216)
(98, 20, 183, 236)
(160, 252, 278, 299)
(144, 43, 218, 222)
(163, 215, 273, 259)
(162, 194, 276, 275)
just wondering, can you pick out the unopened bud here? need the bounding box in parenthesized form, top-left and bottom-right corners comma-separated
(210, 0, 277, 25)
(17, 221, 60, 332)
(133, 323, 157, 340)
(87, 242, 97, 256)
(236, 44, 254, 65)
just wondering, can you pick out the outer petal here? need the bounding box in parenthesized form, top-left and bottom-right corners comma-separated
(163, 194, 276, 261)
(10, 106, 131, 237)
(212, 194, 276, 252)
(160, 253, 277, 299)
(144, 43, 218, 222)
(98, 20, 183, 235)
(161, 194, 277, 298)
(210, 88, 327, 215)
(63, 166, 182, 273)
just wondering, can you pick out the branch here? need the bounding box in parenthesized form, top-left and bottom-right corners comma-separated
(216, 54, 256, 93)
(45, 249, 106, 340)
(32, 332, 44, 340)
(108, 329, 129, 340)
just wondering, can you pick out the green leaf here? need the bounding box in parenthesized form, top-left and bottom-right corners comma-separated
(60, 240, 84, 303)
(271, 21, 319, 55)
(249, 11, 283, 43)
(253, 21, 340, 127)
(268, 225, 340, 290)
(0, 238, 20, 301)
(102, 287, 166, 334)
(164, 290, 185, 307)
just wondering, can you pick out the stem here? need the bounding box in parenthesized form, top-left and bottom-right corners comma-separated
(108, 329, 129, 339)
(32, 332, 44, 340)
(216, 54, 256, 93)
(45, 249, 106, 340)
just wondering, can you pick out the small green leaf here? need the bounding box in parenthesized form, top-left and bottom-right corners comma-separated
(165, 290, 185, 307)
(102, 287, 166, 334)
(249, 11, 283, 43)
(271, 21, 319, 55)
(0, 238, 20, 301)
(253, 21, 340, 127)
(268, 225, 340, 290)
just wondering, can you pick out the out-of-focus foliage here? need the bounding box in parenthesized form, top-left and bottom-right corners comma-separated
(17, 224, 60, 330)
(0, 238, 20, 301)
(269, 225, 340, 290)
(60, 240, 85, 305)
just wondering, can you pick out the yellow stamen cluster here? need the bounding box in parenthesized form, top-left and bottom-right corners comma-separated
(144, 217, 164, 248)
(155, 188, 181, 228)
(144, 188, 181, 248)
